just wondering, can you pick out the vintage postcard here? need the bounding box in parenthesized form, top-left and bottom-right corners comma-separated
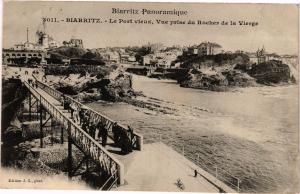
(0, 1, 299, 193)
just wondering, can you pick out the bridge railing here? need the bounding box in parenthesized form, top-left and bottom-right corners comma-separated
(24, 81, 124, 185)
(33, 76, 143, 150)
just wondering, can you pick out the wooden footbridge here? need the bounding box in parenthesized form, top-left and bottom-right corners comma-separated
(23, 76, 143, 190)
(4, 67, 238, 192)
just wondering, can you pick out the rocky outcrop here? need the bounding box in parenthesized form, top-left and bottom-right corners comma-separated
(48, 69, 135, 102)
(249, 60, 291, 84)
(179, 68, 256, 91)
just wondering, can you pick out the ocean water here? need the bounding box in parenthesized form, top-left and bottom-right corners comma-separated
(87, 75, 299, 192)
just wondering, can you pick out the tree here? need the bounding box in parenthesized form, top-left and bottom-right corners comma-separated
(135, 46, 152, 63)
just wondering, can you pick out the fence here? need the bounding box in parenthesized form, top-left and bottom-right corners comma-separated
(155, 134, 241, 192)
(24, 81, 124, 185)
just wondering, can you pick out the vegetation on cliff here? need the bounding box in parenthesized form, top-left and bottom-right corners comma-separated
(47, 46, 104, 65)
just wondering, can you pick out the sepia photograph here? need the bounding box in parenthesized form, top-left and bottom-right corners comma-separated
(0, 1, 299, 193)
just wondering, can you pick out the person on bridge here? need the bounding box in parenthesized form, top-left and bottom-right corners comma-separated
(82, 119, 88, 133)
(99, 122, 108, 147)
(102, 127, 108, 147)
(79, 107, 85, 125)
(128, 125, 134, 143)
(95, 121, 103, 141)
(72, 104, 79, 123)
(194, 169, 198, 177)
(64, 98, 71, 112)
(119, 129, 132, 154)
(112, 122, 121, 145)
(28, 78, 32, 85)
(89, 121, 96, 139)
(69, 102, 75, 120)
(61, 94, 66, 107)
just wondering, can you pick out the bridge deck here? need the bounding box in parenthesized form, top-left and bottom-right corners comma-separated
(113, 142, 226, 192)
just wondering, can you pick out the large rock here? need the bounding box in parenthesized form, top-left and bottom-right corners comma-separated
(100, 73, 134, 101)
(249, 60, 291, 84)
(48, 71, 134, 102)
(179, 68, 256, 91)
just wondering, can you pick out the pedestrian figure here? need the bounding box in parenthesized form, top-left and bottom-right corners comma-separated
(119, 128, 132, 154)
(73, 104, 79, 123)
(61, 94, 65, 106)
(176, 179, 185, 190)
(89, 121, 96, 139)
(79, 107, 85, 125)
(82, 120, 87, 132)
(43, 75, 47, 83)
(70, 102, 75, 120)
(95, 121, 102, 141)
(95, 125, 100, 141)
(128, 125, 134, 144)
(112, 122, 121, 145)
(64, 98, 70, 111)
(102, 125, 108, 147)
(194, 169, 198, 177)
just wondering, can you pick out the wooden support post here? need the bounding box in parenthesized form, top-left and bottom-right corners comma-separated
(86, 158, 89, 175)
(36, 98, 39, 121)
(67, 121, 72, 179)
(29, 94, 31, 121)
(39, 96, 43, 148)
(61, 126, 64, 144)
(51, 118, 54, 146)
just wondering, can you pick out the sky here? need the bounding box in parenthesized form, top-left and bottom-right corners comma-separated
(3, 1, 299, 55)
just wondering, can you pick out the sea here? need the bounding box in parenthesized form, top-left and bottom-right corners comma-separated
(87, 74, 299, 192)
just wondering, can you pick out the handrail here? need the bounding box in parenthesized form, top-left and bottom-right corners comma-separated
(24, 81, 124, 185)
(107, 177, 118, 190)
(100, 170, 117, 190)
(157, 134, 240, 192)
(32, 74, 143, 151)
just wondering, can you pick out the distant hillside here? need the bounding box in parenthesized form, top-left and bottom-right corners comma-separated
(47, 46, 104, 64)
(48, 46, 87, 58)
(176, 53, 250, 69)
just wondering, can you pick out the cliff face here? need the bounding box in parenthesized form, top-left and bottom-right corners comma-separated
(249, 60, 291, 84)
(177, 52, 294, 91)
(179, 68, 256, 91)
(48, 68, 134, 102)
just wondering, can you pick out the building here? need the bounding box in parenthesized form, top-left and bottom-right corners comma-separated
(144, 43, 165, 53)
(256, 47, 267, 63)
(120, 54, 136, 63)
(101, 51, 120, 63)
(63, 38, 84, 48)
(2, 27, 53, 65)
(2, 49, 48, 65)
(142, 49, 182, 68)
(197, 42, 222, 56)
(251, 46, 282, 64)
(187, 42, 222, 56)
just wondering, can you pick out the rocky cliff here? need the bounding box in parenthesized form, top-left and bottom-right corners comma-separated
(179, 67, 257, 91)
(47, 66, 135, 102)
(249, 60, 292, 84)
(177, 53, 294, 91)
